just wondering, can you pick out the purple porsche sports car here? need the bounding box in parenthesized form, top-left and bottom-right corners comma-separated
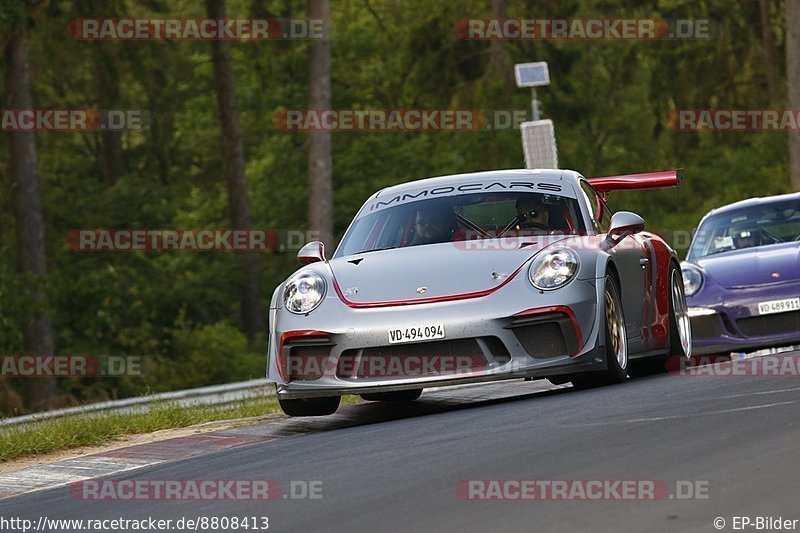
(682, 192, 800, 355)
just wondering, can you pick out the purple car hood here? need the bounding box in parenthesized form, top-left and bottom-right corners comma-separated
(329, 237, 567, 304)
(696, 242, 800, 288)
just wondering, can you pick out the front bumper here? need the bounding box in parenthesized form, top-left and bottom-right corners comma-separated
(688, 280, 800, 355)
(267, 277, 605, 399)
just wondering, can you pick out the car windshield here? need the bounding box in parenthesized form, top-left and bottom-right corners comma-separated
(334, 192, 586, 257)
(688, 200, 800, 260)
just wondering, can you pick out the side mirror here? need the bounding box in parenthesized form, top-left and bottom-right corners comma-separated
(297, 241, 326, 264)
(607, 211, 645, 239)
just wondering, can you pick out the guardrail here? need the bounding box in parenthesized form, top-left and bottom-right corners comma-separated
(0, 378, 273, 428)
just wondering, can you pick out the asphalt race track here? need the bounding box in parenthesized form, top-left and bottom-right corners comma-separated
(3, 352, 800, 533)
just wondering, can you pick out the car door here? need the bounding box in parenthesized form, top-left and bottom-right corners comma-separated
(632, 233, 658, 350)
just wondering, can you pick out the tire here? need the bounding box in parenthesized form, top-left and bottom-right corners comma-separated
(361, 389, 422, 402)
(278, 396, 340, 417)
(668, 264, 692, 360)
(547, 375, 572, 386)
(629, 263, 693, 377)
(571, 274, 628, 388)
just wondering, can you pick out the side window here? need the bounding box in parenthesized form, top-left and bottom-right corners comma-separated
(579, 181, 613, 233)
(597, 195, 612, 233)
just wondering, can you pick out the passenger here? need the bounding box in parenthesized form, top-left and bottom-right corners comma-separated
(411, 206, 455, 245)
(732, 229, 761, 249)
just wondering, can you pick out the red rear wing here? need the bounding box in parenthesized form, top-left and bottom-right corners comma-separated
(587, 170, 681, 194)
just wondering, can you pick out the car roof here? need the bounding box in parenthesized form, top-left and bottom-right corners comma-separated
(372, 168, 579, 198)
(700, 191, 800, 222)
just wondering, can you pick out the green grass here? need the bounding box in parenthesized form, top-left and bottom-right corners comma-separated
(0, 394, 364, 463)
(0, 397, 280, 463)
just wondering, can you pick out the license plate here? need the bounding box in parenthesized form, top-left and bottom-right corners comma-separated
(757, 297, 800, 315)
(388, 324, 445, 344)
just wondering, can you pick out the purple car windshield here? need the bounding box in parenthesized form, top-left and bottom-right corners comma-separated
(688, 200, 800, 260)
(335, 192, 586, 257)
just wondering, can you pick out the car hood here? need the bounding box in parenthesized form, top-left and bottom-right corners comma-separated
(696, 242, 800, 288)
(329, 237, 567, 305)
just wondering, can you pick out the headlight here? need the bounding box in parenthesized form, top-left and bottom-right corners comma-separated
(283, 271, 326, 314)
(681, 264, 703, 296)
(529, 247, 579, 290)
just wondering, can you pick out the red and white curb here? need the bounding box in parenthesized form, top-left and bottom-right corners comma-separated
(0, 433, 278, 500)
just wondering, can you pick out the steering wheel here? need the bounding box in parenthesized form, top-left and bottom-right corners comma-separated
(520, 221, 549, 231)
(499, 214, 549, 237)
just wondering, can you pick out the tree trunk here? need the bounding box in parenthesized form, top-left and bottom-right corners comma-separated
(759, 0, 779, 102)
(96, 51, 123, 186)
(787, 0, 800, 190)
(206, 0, 265, 345)
(5, 29, 57, 410)
(484, 0, 512, 85)
(84, 0, 123, 186)
(308, 0, 334, 249)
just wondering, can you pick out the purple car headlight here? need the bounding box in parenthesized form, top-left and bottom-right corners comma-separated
(529, 247, 579, 290)
(283, 271, 326, 314)
(681, 263, 703, 296)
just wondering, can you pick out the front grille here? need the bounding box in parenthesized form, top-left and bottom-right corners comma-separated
(737, 311, 800, 337)
(482, 336, 511, 364)
(512, 322, 568, 358)
(508, 313, 579, 358)
(282, 337, 334, 381)
(337, 338, 495, 379)
(690, 314, 725, 340)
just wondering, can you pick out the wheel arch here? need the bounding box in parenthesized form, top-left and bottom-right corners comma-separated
(593, 256, 620, 351)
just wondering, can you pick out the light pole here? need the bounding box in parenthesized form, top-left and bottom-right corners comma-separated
(515, 61, 558, 169)
(514, 61, 549, 119)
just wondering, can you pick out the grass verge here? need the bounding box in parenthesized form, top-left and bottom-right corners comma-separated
(0, 394, 360, 463)
(0, 395, 280, 463)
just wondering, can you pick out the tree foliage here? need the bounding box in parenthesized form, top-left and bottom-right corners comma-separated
(0, 0, 793, 413)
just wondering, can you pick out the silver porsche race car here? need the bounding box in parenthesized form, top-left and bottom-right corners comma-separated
(267, 169, 692, 416)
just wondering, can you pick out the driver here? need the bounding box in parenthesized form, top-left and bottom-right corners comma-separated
(515, 197, 550, 231)
(733, 229, 761, 249)
(411, 206, 455, 245)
